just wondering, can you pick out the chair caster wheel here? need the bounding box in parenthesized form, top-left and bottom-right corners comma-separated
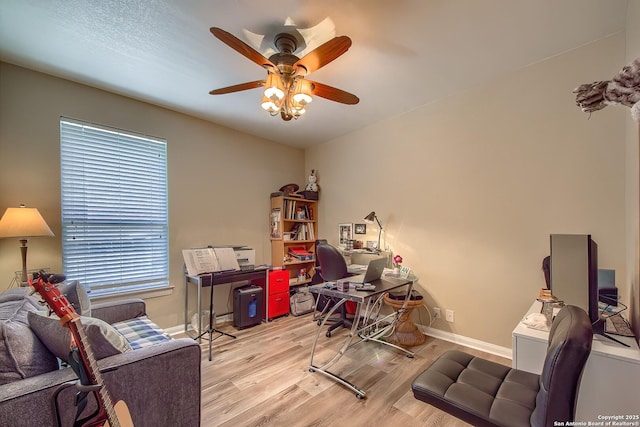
(326, 331, 332, 338)
(356, 393, 365, 399)
(317, 320, 322, 326)
(406, 354, 414, 358)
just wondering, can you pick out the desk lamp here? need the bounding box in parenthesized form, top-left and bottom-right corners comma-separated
(0, 204, 54, 285)
(364, 211, 383, 251)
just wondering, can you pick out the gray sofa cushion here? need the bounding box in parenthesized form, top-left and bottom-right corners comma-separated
(58, 280, 91, 317)
(0, 287, 44, 308)
(28, 311, 132, 363)
(0, 299, 59, 385)
(0, 287, 30, 303)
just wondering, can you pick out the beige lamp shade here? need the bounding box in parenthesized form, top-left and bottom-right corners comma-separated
(0, 206, 54, 238)
(0, 205, 54, 285)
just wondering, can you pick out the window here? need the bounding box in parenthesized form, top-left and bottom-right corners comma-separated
(60, 118, 169, 297)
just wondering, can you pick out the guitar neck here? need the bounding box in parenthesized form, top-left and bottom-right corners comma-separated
(69, 317, 121, 427)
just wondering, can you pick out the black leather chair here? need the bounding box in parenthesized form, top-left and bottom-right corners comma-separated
(316, 243, 354, 337)
(310, 239, 328, 285)
(411, 305, 593, 427)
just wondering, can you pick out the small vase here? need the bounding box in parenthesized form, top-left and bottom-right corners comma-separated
(394, 267, 400, 274)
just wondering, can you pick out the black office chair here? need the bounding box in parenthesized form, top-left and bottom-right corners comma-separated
(316, 243, 355, 337)
(310, 239, 328, 285)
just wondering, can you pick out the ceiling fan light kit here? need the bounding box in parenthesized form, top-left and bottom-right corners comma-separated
(209, 26, 359, 121)
(262, 73, 313, 120)
(260, 70, 311, 120)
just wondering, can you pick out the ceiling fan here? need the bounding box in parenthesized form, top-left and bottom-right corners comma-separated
(209, 27, 359, 121)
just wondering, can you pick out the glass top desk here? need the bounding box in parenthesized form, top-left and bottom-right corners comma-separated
(308, 272, 418, 399)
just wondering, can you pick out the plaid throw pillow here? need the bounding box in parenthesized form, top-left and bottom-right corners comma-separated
(112, 316, 172, 350)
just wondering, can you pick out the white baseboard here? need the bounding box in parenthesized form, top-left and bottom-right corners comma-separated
(165, 313, 233, 337)
(417, 324, 512, 360)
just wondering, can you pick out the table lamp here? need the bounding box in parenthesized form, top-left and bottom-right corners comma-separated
(364, 211, 383, 251)
(0, 204, 54, 285)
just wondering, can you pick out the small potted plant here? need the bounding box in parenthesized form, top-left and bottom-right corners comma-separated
(393, 254, 403, 274)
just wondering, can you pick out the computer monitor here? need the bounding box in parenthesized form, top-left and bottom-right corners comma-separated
(549, 234, 628, 346)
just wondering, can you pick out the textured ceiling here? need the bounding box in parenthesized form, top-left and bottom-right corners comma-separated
(0, 0, 630, 147)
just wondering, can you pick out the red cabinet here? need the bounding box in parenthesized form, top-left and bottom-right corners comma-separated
(253, 269, 289, 321)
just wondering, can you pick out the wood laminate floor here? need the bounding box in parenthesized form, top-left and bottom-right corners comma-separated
(181, 313, 510, 427)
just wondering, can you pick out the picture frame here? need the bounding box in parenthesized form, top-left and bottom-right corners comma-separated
(354, 223, 366, 234)
(338, 223, 353, 247)
(270, 208, 281, 239)
(400, 265, 411, 279)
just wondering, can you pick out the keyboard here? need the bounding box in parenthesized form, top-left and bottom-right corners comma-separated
(605, 313, 635, 337)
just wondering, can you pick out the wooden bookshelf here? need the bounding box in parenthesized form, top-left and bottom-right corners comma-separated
(270, 195, 318, 286)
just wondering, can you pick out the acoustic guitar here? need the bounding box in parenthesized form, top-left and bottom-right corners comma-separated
(30, 272, 133, 427)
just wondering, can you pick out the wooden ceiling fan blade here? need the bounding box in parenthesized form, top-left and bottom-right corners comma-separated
(309, 81, 359, 105)
(210, 27, 275, 70)
(293, 36, 352, 75)
(209, 80, 264, 95)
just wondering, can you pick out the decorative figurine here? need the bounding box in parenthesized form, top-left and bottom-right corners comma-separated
(305, 169, 318, 192)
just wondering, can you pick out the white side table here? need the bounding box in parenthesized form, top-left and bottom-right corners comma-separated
(512, 301, 640, 421)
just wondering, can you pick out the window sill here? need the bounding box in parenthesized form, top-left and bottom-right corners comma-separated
(88, 285, 174, 302)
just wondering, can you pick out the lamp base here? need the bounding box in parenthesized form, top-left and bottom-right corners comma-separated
(19, 239, 28, 285)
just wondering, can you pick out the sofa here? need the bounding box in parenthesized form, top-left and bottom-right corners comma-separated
(0, 283, 201, 427)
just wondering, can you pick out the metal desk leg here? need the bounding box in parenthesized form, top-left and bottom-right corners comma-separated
(308, 299, 367, 399)
(196, 279, 202, 343)
(184, 276, 189, 335)
(358, 282, 415, 358)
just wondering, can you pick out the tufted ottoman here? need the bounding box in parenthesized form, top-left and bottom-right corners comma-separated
(412, 350, 539, 427)
(411, 305, 593, 427)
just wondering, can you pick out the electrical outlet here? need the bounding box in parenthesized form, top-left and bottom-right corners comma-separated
(433, 307, 441, 319)
(446, 309, 455, 323)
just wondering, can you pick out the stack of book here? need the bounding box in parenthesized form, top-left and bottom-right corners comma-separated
(288, 246, 314, 261)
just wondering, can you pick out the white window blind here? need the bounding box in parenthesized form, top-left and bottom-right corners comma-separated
(60, 118, 169, 296)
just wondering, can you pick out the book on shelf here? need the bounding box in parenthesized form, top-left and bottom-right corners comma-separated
(283, 199, 314, 220)
(289, 223, 314, 241)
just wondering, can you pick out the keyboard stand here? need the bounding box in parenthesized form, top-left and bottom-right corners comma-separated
(184, 269, 269, 361)
(197, 276, 237, 361)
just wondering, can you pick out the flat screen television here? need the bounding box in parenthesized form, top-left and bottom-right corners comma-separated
(549, 234, 628, 346)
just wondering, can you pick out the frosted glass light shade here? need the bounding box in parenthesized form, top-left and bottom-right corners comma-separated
(292, 79, 313, 105)
(261, 96, 280, 114)
(264, 73, 284, 100)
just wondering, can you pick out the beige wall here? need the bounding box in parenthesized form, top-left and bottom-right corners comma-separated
(306, 33, 628, 348)
(1, 17, 637, 351)
(625, 1, 640, 342)
(0, 62, 305, 328)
